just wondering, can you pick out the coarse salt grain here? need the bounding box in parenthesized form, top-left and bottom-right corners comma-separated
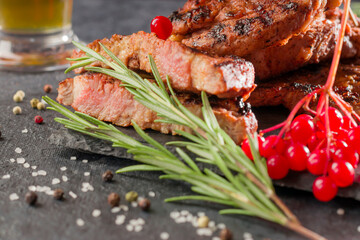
(69, 191, 77, 199)
(9, 193, 19, 201)
(170, 211, 180, 219)
(76, 218, 85, 227)
(134, 225, 143, 232)
(111, 207, 120, 213)
(244, 232, 253, 240)
(357, 225, 360, 232)
(23, 163, 30, 168)
(126, 224, 134, 232)
(82, 159, 88, 163)
(196, 228, 212, 236)
(28, 186, 36, 191)
(60, 166, 67, 171)
(70, 156, 77, 161)
(115, 215, 126, 225)
(160, 232, 170, 240)
(31, 166, 37, 170)
(52, 178, 60, 185)
(181, 210, 189, 216)
(15, 147, 22, 153)
(84, 172, 90, 176)
(217, 223, 226, 229)
(175, 216, 187, 224)
(337, 208, 345, 215)
(10, 158, 15, 163)
(148, 191, 155, 197)
(2, 174, 10, 179)
(46, 190, 54, 196)
(21, 128, 28, 133)
(208, 221, 215, 228)
(62, 175, 68, 182)
(212, 237, 221, 240)
(32, 172, 38, 177)
(92, 209, 101, 218)
(16, 158, 25, 164)
(131, 202, 138, 208)
(120, 205, 129, 212)
(37, 170, 47, 176)
(197, 212, 205, 217)
(137, 218, 145, 225)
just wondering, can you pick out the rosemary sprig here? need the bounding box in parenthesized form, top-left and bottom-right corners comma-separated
(44, 41, 326, 240)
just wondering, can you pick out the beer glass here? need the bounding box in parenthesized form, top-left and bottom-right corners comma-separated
(0, 0, 79, 72)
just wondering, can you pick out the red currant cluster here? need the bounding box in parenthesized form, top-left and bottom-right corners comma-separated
(242, 107, 360, 202)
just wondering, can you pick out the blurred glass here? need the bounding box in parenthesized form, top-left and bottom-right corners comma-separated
(0, 0, 79, 72)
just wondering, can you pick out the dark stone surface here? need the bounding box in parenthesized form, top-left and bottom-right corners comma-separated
(1, 1, 360, 240)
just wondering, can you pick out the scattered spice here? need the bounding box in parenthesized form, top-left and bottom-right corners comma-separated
(30, 98, 40, 108)
(102, 170, 113, 182)
(220, 228, 233, 240)
(13, 94, 23, 103)
(13, 106, 22, 115)
(16, 90, 25, 98)
(43, 84, 53, 93)
(125, 191, 138, 202)
(36, 102, 45, 110)
(138, 198, 151, 211)
(197, 215, 210, 228)
(108, 192, 120, 207)
(25, 191, 37, 205)
(34, 115, 43, 124)
(53, 188, 64, 200)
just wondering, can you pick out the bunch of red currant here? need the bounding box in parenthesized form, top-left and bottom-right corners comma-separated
(242, 107, 360, 202)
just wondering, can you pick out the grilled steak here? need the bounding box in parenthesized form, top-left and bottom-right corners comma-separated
(72, 31, 255, 99)
(246, 9, 360, 80)
(249, 59, 360, 114)
(170, 0, 341, 57)
(57, 73, 258, 145)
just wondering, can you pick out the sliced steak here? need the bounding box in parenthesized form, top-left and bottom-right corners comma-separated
(246, 9, 360, 80)
(170, 0, 340, 57)
(72, 31, 255, 99)
(57, 73, 258, 145)
(248, 60, 360, 114)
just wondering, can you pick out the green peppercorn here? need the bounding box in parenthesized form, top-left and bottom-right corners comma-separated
(197, 216, 210, 228)
(30, 98, 40, 108)
(36, 102, 45, 110)
(125, 191, 138, 202)
(13, 94, 23, 103)
(13, 106, 22, 115)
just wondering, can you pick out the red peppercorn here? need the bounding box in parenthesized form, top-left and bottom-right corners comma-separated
(34, 115, 43, 124)
(150, 16, 173, 40)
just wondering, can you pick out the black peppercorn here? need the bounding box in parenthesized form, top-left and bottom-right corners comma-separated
(102, 170, 113, 182)
(220, 228, 233, 240)
(53, 189, 64, 200)
(108, 193, 120, 207)
(25, 191, 37, 205)
(138, 198, 151, 211)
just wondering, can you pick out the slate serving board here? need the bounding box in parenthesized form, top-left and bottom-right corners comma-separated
(49, 107, 360, 201)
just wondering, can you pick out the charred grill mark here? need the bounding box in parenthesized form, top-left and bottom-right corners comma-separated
(214, 58, 246, 68)
(207, 23, 227, 43)
(170, 6, 211, 23)
(290, 82, 321, 93)
(259, 11, 273, 27)
(169, 11, 191, 22)
(192, 6, 211, 22)
(281, 2, 299, 11)
(238, 99, 252, 115)
(234, 18, 255, 36)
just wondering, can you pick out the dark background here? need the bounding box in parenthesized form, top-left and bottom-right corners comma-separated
(1, 1, 360, 240)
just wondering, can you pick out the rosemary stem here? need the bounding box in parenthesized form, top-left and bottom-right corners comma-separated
(285, 221, 327, 240)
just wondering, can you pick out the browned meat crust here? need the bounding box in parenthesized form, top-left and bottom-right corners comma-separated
(72, 31, 255, 99)
(170, 0, 339, 57)
(57, 73, 258, 145)
(248, 59, 360, 114)
(245, 9, 360, 80)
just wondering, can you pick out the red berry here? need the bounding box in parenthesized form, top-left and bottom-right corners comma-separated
(342, 116, 354, 130)
(261, 135, 286, 158)
(328, 161, 355, 187)
(312, 176, 338, 202)
(285, 143, 310, 171)
(34, 115, 43, 124)
(289, 114, 315, 144)
(335, 128, 349, 142)
(307, 134, 325, 152)
(242, 136, 265, 160)
(320, 107, 344, 131)
(348, 126, 360, 153)
(266, 155, 289, 180)
(150, 16, 173, 40)
(307, 149, 327, 175)
(333, 147, 359, 168)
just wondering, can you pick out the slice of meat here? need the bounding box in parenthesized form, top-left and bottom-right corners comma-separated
(57, 73, 258, 145)
(246, 9, 360, 80)
(248, 60, 360, 114)
(72, 31, 255, 99)
(170, 0, 341, 57)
